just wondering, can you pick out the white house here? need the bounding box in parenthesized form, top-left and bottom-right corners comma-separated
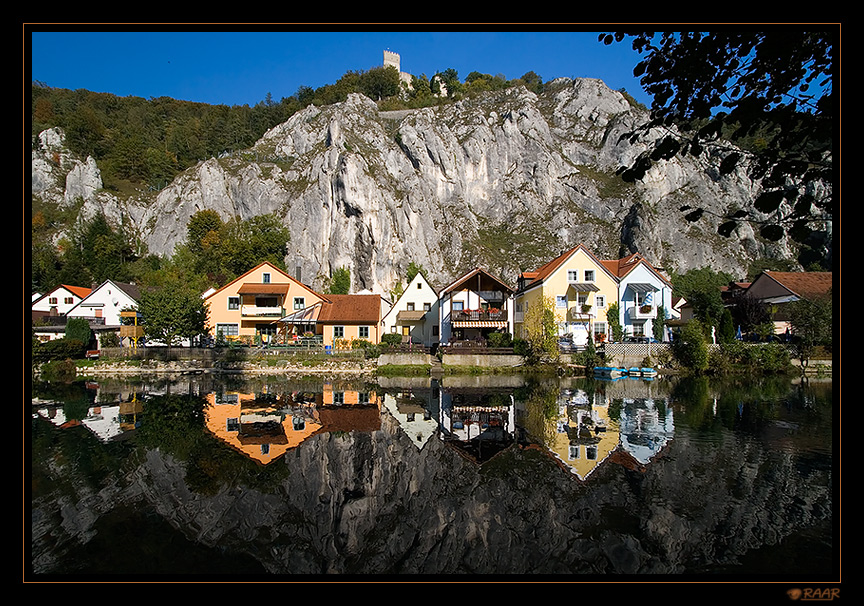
(381, 271, 440, 346)
(601, 253, 674, 341)
(32, 284, 92, 317)
(67, 280, 141, 346)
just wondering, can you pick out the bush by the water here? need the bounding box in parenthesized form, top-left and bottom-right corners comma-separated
(33, 338, 86, 362)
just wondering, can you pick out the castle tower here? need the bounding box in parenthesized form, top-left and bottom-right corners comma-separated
(383, 50, 401, 72)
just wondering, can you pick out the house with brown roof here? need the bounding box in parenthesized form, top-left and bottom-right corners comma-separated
(745, 270, 833, 334)
(439, 268, 515, 344)
(312, 293, 387, 346)
(514, 245, 618, 347)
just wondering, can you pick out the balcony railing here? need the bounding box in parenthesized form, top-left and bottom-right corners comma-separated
(241, 305, 285, 318)
(630, 304, 656, 319)
(567, 306, 595, 320)
(452, 309, 507, 323)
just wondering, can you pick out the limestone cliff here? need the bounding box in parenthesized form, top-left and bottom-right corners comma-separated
(32, 78, 823, 293)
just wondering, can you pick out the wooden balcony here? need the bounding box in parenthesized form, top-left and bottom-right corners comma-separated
(452, 309, 508, 325)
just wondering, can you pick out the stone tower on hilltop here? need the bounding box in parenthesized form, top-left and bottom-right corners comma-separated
(383, 50, 413, 89)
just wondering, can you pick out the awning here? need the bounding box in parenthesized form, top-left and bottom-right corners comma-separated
(568, 282, 600, 292)
(279, 304, 322, 324)
(453, 321, 508, 328)
(238, 283, 291, 296)
(629, 283, 655, 293)
(396, 310, 427, 322)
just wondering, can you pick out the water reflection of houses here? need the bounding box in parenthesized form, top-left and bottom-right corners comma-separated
(547, 388, 621, 481)
(528, 380, 675, 481)
(615, 398, 674, 467)
(33, 384, 144, 442)
(382, 378, 440, 450)
(439, 385, 517, 463)
(204, 382, 381, 465)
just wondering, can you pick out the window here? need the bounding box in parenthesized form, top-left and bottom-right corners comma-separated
(423, 302, 431, 311)
(256, 296, 278, 308)
(453, 301, 464, 311)
(216, 323, 239, 336)
(567, 270, 579, 282)
(584, 270, 595, 282)
(293, 297, 305, 310)
(262, 273, 271, 283)
(556, 295, 567, 308)
(228, 297, 239, 310)
(417, 282, 422, 289)
(49, 297, 57, 304)
(407, 303, 415, 311)
(593, 322, 607, 337)
(595, 295, 605, 308)
(333, 392, 344, 404)
(334, 326, 344, 338)
(64, 297, 74, 304)
(359, 326, 369, 339)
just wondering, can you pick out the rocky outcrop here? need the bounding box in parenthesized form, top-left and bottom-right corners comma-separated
(32, 78, 825, 293)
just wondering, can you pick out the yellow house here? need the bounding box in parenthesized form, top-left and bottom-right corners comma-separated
(514, 244, 618, 346)
(203, 261, 325, 343)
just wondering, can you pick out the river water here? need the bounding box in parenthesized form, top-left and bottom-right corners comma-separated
(29, 371, 836, 584)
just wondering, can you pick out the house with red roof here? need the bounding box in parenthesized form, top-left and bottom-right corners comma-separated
(599, 252, 675, 341)
(745, 270, 833, 334)
(514, 245, 618, 346)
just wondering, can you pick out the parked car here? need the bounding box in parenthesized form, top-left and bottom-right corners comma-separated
(623, 336, 661, 344)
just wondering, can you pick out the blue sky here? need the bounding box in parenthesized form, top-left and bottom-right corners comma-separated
(29, 28, 654, 108)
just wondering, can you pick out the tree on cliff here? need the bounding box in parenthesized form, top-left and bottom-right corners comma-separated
(601, 30, 834, 245)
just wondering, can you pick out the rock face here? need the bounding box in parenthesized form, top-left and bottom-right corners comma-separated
(31, 78, 820, 293)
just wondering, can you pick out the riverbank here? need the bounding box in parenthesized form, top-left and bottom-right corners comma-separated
(36, 345, 833, 380)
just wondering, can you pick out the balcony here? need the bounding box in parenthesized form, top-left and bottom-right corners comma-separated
(630, 304, 656, 320)
(451, 308, 508, 327)
(241, 304, 285, 318)
(567, 306, 595, 321)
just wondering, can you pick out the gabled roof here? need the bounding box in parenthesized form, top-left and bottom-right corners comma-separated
(34, 284, 92, 304)
(382, 271, 438, 324)
(599, 252, 673, 288)
(517, 245, 616, 292)
(203, 261, 320, 301)
(317, 294, 383, 324)
(81, 279, 141, 303)
(751, 271, 833, 301)
(442, 267, 514, 295)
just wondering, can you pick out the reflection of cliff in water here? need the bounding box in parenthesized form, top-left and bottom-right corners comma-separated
(30, 374, 834, 576)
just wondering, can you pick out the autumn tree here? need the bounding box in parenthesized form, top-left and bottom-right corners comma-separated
(523, 295, 560, 364)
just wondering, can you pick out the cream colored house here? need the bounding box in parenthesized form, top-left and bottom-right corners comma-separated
(381, 271, 440, 346)
(514, 245, 618, 347)
(203, 261, 324, 343)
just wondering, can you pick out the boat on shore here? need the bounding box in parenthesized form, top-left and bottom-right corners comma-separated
(594, 366, 626, 379)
